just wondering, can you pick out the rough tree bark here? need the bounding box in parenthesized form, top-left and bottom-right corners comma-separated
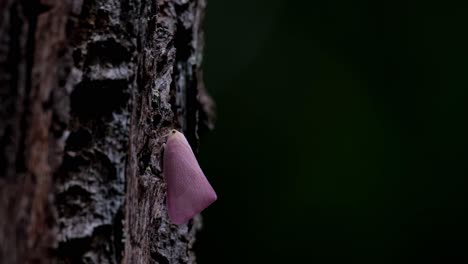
(0, 0, 214, 263)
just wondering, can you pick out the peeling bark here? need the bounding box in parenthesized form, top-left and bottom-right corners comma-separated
(0, 0, 211, 263)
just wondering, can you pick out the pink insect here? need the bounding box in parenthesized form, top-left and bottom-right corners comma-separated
(163, 129, 217, 225)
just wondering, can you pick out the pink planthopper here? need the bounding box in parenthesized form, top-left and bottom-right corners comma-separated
(163, 130, 217, 225)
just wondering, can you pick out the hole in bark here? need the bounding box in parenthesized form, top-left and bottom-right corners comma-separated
(87, 38, 131, 65)
(55, 236, 90, 262)
(55, 225, 115, 263)
(71, 79, 129, 119)
(174, 22, 192, 62)
(72, 48, 82, 64)
(152, 114, 162, 127)
(66, 129, 92, 151)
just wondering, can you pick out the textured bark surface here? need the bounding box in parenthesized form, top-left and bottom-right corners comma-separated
(0, 0, 211, 263)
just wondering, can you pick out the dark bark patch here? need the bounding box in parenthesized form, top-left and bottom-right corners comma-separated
(70, 79, 129, 119)
(66, 128, 93, 151)
(174, 21, 193, 62)
(86, 39, 132, 66)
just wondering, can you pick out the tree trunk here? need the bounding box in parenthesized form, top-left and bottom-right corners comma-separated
(0, 0, 213, 263)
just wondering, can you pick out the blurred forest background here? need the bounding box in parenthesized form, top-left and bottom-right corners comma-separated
(196, 0, 468, 263)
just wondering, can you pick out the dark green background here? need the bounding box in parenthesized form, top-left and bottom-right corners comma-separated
(195, 1, 468, 263)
